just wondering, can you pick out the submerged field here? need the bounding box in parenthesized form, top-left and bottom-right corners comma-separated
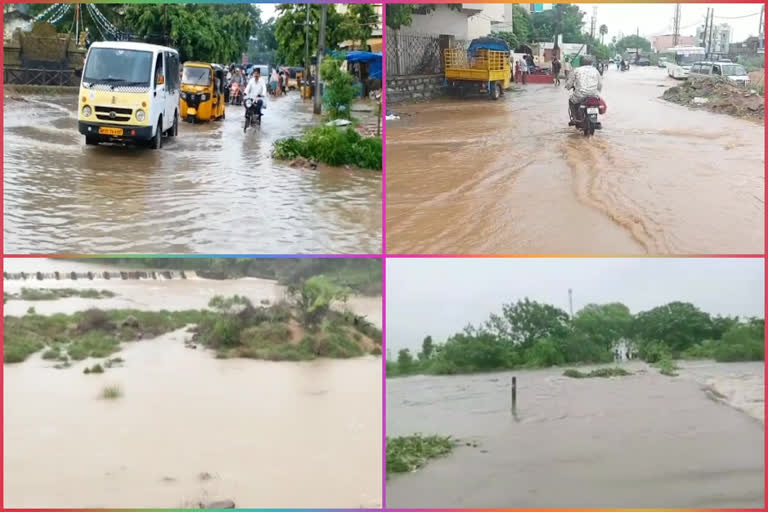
(3, 268, 383, 508)
(386, 360, 764, 508)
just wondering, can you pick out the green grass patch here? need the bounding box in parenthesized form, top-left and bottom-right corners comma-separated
(387, 434, 456, 474)
(655, 358, 679, 377)
(7, 288, 117, 301)
(101, 385, 122, 400)
(563, 367, 631, 378)
(84, 363, 104, 374)
(273, 126, 382, 170)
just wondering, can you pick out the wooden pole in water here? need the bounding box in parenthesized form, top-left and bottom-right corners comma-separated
(511, 376, 517, 413)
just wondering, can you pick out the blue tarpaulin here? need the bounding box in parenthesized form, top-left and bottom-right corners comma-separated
(468, 37, 511, 55)
(345, 51, 382, 79)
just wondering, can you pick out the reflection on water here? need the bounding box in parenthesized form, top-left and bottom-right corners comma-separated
(4, 94, 381, 254)
(386, 67, 764, 254)
(3, 262, 382, 508)
(386, 361, 764, 508)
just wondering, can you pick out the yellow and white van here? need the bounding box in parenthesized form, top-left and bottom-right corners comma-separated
(78, 42, 180, 149)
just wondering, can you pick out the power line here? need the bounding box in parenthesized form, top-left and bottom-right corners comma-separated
(713, 12, 760, 20)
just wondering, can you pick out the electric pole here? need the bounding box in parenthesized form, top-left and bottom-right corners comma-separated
(75, 4, 80, 44)
(163, 4, 168, 46)
(672, 4, 681, 46)
(707, 9, 715, 56)
(313, 4, 327, 115)
(304, 4, 310, 88)
(568, 289, 574, 318)
(702, 8, 710, 51)
(590, 6, 597, 40)
(759, 4, 765, 52)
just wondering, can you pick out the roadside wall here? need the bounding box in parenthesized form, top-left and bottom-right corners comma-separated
(387, 74, 444, 103)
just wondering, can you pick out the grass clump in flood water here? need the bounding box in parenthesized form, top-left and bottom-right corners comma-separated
(655, 358, 680, 377)
(100, 385, 122, 400)
(272, 126, 382, 170)
(83, 364, 104, 374)
(386, 434, 456, 475)
(196, 282, 380, 362)
(4, 308, 198, 363)
(7, 288, 117, 301)
(563, 367, 631, 378)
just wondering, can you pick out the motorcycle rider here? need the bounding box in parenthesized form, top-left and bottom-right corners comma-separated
(564, 55, 602, 126)
(244, 68, 267, 119)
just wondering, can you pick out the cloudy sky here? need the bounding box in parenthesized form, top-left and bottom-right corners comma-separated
(577, 3, 763, 42)
(386, 258, 764, 353)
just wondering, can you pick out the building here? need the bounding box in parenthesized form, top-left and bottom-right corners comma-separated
(337, 3, 382, 52)
(729, 36, 762, 60)
(651, 34, 697, 53)
(531, 35, 585, 64)
(396, 4, 513, 41)
(696, 22, 732, 54)
(523, 4, 552, 14)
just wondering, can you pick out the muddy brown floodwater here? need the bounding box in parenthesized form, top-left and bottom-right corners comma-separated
(3, 260, 382, 508)
(3, 93, 381, 254)
(386, 361, 764, 508)
(386, 67, 764, 254)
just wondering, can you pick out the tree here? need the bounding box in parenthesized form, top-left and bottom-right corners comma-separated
(397, 348, 414, 369)
(615, 34, 651, 54)
(249, 18, 277, 66)
(632, 302, 713, 353)
(118, 4, 260, 62)
(288, 275, 348, 328)
(418, 335, 434, 361)
(531, 4, 585, 44)
(599, 24, 608, 44)
(572, 303, 633, 349)
(491, 31, 519, 50)
(321, 57, 357, 119)
(275, 4, 346, 66)
(385, 4, 462, 30)
(340, 4, 376, 50)
(485, 298, 570, 348)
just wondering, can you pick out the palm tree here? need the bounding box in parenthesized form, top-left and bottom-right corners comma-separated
(599, 24, 608, 44)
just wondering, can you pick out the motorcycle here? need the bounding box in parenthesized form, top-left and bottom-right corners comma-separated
(229, 82, 242, 105)
(620, 61, 630, 72)
(569, 95, 606, 136)
(243, 96, 265, 133)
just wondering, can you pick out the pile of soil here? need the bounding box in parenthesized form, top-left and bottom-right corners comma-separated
(662, 76, 764, 121)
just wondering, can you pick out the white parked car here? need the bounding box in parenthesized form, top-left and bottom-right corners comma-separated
(689, 61, 750, 86)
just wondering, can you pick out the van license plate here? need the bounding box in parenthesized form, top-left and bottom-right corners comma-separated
(587, 107, 599, 114)
(99, 127, 124, 136)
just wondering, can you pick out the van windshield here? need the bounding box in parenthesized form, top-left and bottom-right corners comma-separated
(721, 64, 747, 76)
(83, 48, 152, 87)
(182, 66, 211, 86)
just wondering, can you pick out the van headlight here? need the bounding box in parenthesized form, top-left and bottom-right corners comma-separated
(200, 93, 209, 101)
(82, 105, 92, 117)
(136, 109, 146, 122)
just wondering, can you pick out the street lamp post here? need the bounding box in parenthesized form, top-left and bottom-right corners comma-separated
(313, 4, 327, 115)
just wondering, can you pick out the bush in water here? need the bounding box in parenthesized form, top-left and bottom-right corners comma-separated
(273, 126, 382, 170)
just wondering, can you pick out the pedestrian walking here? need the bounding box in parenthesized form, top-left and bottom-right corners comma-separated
(552, 56, 562, 86)
(514, 60, 522, 83)
(520, 57, 528, 84)
(563, 58, 572, 81)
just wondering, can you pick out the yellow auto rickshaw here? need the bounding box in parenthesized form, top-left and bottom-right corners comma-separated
(180, 62, 226, 122)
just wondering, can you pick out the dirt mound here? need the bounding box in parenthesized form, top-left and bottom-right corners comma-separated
(662, 76, 764, 121)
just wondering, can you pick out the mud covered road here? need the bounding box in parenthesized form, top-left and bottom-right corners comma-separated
(386, 67, 763, 254)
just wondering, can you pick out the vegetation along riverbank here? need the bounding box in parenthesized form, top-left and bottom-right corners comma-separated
(75, 258, 382, 295)
(5, 277, 381, 365)
(388, 298, 763, 377)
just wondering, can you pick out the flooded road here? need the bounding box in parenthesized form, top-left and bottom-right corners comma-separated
(2, 258, 383, 327)
(386, 361, 764, 508)
(4, 93, 381, 254)
(386, 67, 764, 254)
(3, 261, 382, 508)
